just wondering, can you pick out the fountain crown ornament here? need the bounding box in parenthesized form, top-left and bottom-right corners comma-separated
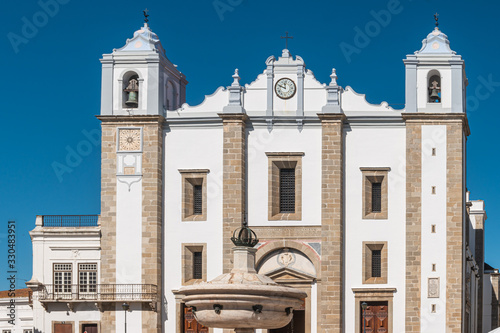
(231, 225, 259, 247)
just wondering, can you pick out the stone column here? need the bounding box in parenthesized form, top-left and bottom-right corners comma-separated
(317, 113, 345, 332)
(219, 113, 248, 274)
(98, 115, 164, 333)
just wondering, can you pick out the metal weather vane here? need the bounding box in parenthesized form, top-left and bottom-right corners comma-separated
(434, 13, 439, 28)
(143, 8, 150, 24)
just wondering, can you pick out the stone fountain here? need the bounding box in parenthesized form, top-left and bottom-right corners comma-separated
(180, 226, 307, 333)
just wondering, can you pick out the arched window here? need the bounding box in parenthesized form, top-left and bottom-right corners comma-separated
(123, 72, 139, 108)
(428, 70, 441, 103)
(166, 80, 176, 110)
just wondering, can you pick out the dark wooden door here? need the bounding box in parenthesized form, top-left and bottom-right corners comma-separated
(183, 306, 208, 333)
(270, 309, 305, 333)
(54, 324, 72, 333)
(360, 301, 388, 333)
(82, 323, 98, 333)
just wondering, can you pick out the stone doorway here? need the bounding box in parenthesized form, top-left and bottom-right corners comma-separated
(82, 323, 98, 333)
(270, 309, 306, 333)
(257, 247, 317, 333)
(360, 301, 388, 333)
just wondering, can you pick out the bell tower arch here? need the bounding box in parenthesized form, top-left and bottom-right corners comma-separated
(404, 26, 467, 113)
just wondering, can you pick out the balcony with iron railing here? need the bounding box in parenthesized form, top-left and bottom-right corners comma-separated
(37, 284, 158, 311)
(36, 215, 100, 227)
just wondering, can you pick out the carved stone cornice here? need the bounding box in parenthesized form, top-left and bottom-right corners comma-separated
(402, 112, 470, 136)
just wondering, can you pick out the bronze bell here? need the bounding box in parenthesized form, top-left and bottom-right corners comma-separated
(429, 88, 440, 102)
(124, 78, 139, 108)
(125, 91, 138, 107)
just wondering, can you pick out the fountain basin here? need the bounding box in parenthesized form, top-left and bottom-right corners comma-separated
(182, 283, 305, 329)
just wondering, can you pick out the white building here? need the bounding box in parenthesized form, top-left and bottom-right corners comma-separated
(27, 19, 493, 333)
(0, 289, 33, 333)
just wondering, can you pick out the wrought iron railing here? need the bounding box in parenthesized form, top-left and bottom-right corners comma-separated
(38, 284, 157, 301)
(42, 215, 99, 227)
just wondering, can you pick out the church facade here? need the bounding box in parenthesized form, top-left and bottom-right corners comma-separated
(26, 21, 490, 333)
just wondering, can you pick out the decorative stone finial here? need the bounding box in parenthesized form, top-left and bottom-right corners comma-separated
(231, 69, 241, 86)
(329, 68, 338, 86)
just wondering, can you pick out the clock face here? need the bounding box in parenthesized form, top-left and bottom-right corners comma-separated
(275, 78, 296, 99)
(119, 129, 141, 151)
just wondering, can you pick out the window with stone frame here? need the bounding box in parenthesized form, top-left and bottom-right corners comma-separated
(54, 263, 72, 293)
(363, 242, 388, 284)
(179, 170, 209, 221)
(182, 244, 207, 285)
(78, 263, 97, 294)
(266, 152, 304, 221)
(360, 167, 390, 219)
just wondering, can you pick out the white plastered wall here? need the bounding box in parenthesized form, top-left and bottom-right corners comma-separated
(420, 125, 447, 332)
(163, 126, 224, 332)
(247, 124, 322, 227)
(344, 124, 406, 333)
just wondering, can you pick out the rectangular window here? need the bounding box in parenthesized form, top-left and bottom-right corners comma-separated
(279, 168, 296, 213)
(79, 263, 97, 293)
(371, 183, 382, 212)
(267, 152, 303, 221)
(371, 250, 382, 277)
(361, 167, 390, 219)
(180, 169, 209, 221)
(193, 185, 203, 215)
(363, 242, 387, 284)
(54, 263, 72, 293)
(193, 252, 203, 279)
(182, 244, 207, 285)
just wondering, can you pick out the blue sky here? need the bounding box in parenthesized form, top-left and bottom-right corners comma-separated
(1, 0, 499, 291)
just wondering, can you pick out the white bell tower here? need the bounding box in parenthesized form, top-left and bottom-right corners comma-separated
(100, 22, 187, 116)
(98, 18, 185, 332)
(404, 24, 467, 113)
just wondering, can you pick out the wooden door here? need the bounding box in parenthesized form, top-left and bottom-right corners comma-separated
(360, 302, 388, 333)
(82, 323, 98, 333)
(184, 306, 208, 333)
(54, 324, 72, 333)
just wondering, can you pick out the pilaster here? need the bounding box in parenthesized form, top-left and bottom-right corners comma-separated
(317, 113, 345, 332)
(219, 113, 248, 273)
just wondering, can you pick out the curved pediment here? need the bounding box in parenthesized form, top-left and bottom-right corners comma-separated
(257, 248, 317, 279)
(341, 86, 397, 112)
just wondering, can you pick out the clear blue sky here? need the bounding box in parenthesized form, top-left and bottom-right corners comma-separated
(1, 0, 499, 291)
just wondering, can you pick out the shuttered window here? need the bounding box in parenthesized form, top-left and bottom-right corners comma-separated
(372, 250, 382, 278)
(371, 182, 382, 212)
(193, 252, 203, 279)
(193, 185, 203, 215)
(279, 168, 295, 213)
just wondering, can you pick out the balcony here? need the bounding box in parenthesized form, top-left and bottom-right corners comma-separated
(37, 284, 157, 311)
(38, 215, 99, 227)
